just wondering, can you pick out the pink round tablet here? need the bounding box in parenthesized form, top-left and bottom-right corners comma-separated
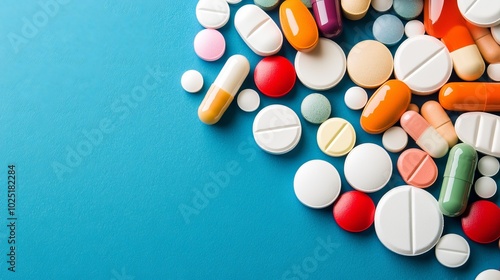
(397, 148, 438, 188)
(194, 29, 226, 61)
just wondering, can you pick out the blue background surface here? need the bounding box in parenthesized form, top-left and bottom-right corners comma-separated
(0, 0, 499, 279)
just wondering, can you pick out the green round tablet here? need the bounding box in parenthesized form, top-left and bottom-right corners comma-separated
(301, 93, 332, 124)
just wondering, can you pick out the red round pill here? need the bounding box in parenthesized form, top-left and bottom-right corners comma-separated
(461, 200, 500, 244)
(333, 191, 375, 232)
(254, 56, 296, 98)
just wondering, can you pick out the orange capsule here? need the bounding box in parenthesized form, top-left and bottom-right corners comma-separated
(424, 0, 464, 38)
(360, 80, 412, 134)
(466, 21, 500, 64)
(421, 101, 458, 147)
(441, 25, 485, 81)
(279, 0, 319, 52)
(439, 82, 500, 112)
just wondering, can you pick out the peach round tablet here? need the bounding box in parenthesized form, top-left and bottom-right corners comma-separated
(347, 40, 393, 89)
(194, 29, 226, 62)
(317, 118, 356, 157)
(397, 148, 438, 188)
(360, 80, 412, 134)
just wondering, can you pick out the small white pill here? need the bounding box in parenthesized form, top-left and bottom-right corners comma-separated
(476, 269, 500, 280)
(196, 0, 230, 29)
(487, 63, 500, 82)
(475, 176, 497, 199)
(371, 0, 393, 12)
(492, 25, 500, 45)
(478, 156, 500, 176)
(226, 0, 242, 4)
(344, 86, 368, 110)
(405, 20, 425, 38)
(181, 70, 204, 93)
(344, 143, 392, 193)
(253, 104, 302, 155)
(237, 89, 260, 112)
(435, 234, 470, 268)
(382, 126, 408, 153)
(294, 160, 341, 209)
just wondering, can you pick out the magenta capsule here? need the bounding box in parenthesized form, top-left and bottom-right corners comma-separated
(312, 0, 343, 38)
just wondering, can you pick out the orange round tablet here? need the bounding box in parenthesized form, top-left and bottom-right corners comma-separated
(397, 148, 438, 188)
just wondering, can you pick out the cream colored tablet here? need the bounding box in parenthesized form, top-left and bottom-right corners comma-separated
(347, 40, 393, 89)
(317, 118, 356, 157)
(341, 0, 371, 20)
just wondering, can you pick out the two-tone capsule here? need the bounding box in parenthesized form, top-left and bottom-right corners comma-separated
(438, 143, 478, 217)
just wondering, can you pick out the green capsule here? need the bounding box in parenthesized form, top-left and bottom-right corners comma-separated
(438, 143, 478, 217)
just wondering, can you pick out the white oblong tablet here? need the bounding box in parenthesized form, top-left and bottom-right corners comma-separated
(181, 70, 204, 93)
(234, 5, 283, 56)
(405, 20, 425, 38)
(196, 0, 230, 29)
(455, 112, 500, 157)
(344, 86, 368, 110)
(458, 0, 500, 28)
(476, 269, 500, 280)
(344, 143, 392, 193)
(294, 160, 341, 209)
(475, 176, 497, 199)
(295, 38, 346, 91)
(435, 234, 470, 268)
(253, 104, 302, 155)
(487, 63, 500, 81)
(237, 89, 260, 112)
(394, 35, 452, 95)
(478, 156, 500, 176)
(375, 185, 444, 256)
(382, 126, 408, 153)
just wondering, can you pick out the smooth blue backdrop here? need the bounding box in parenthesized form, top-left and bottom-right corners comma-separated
(0, 0, 498, 279)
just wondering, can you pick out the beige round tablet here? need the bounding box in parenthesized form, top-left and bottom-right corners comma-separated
(347, 40, 394, 89)
(317, 118, 356, 157)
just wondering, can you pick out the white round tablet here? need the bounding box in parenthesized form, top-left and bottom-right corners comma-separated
(487, 63, 500, 82)
(344, 143, 392, 193)
(181, 70, 204, 93)
(294, 160, 341, 209)
(475, 176, 497, 199)
(295, 38, 346, 91)
(405, 20, 425, 38)
(435, 234, 470, 268)
(382, 126, 408, 153)
(476, 269, 500, 280)
(253, 105, 302, 155)
(375, 185, 444, 256)
(371, 0, 393, 12)
(196, 0, 230, 29)
(478, 155, 500, 176)
(394, 35, 452, 95)
(344, 86, 368, 110)
(226, 0, 242, 4)
(237, 89, 260, 112)
(458, 0, 500, 28)
(492, 25, 500, 45)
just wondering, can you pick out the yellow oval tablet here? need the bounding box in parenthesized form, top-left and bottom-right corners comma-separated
(347, 40, 393, 89)
(341, 0, 371, 20)
(317, 118, 356, 157)
(280, 0, 319, 52)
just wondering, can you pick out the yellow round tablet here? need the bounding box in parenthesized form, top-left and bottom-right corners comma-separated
(347, 40, 394, 89)
(317, 118, 356, 157)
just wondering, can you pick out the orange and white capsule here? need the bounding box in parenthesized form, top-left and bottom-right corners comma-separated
(442, 25, 485, 81)
(198, 55, 250, 125)
(400, 111, 449, 158)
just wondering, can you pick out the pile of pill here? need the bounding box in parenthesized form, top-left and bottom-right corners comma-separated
(183, 0, 500, 277)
